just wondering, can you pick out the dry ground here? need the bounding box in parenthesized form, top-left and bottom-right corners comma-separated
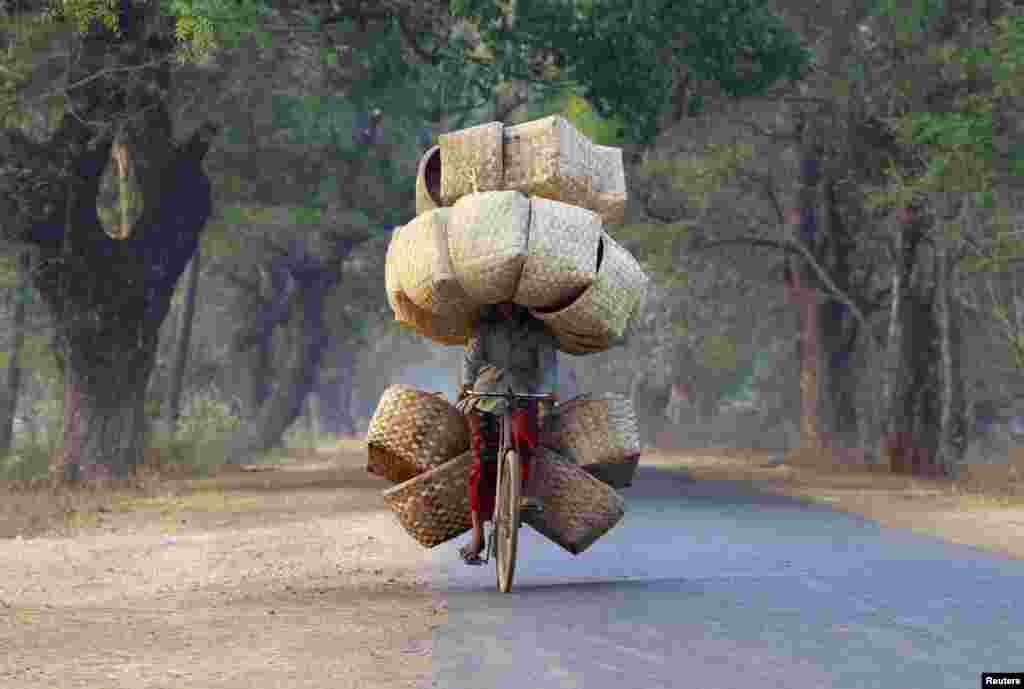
(2, 441, 1023, 688)
(0, 442, 441, 689)
(644, 446, 1024, 560)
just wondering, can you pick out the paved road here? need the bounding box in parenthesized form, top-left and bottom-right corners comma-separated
(426, 466, 1024, 689)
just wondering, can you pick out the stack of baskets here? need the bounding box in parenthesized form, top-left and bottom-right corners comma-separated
(374, 116, 648, 554)
(394, 115, 649, 354)
(369, 385, 638, 554)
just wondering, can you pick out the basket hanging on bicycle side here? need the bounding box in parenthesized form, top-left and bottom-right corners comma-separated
(523, 447, 626, 555)
(551, 393, 641, 490)
(366, 385, 469, 484)
(382, 450, 474, 548)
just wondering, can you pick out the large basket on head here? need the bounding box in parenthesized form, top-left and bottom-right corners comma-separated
(512, 197, 601, 309)
(590, 144, 627, 227)
(531, 233, 649, 343)
(366, 385, 470, 484)
(398, 208, 476, 318)
(447, 191, 531, 305)
(415, 145, 443, 215)
(439, 122, 505, 206)
(382, 450, 474, 548)
(390, 291, 473, 346)
(384, 223, 408, 317)
(553, 393, 641, 489)
(437, 116, 627, 227)
(523, 448, 626, 555)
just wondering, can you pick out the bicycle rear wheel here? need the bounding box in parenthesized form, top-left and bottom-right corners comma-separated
(494, 448, 520, 593)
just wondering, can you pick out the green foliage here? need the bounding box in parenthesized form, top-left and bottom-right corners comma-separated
(159, 0, 272, 62)
(700, 333, 738, 372)
(450, 0, 811, 144)
(620, 221, 694, 289)
(520, 88, 625, 146)
(863, 7, 1018, 211)
(159, 387, 241, 476)
(639, 142, 756, 212)
(45, 0, 121, 35)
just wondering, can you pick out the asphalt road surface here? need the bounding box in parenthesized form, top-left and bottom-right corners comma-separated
(426, 466, 1024, 689)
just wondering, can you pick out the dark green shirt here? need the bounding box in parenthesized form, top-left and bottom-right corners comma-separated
(461, 310, 558, 414)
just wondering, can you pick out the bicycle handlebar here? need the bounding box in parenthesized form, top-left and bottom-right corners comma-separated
(463, 391, 556, 400)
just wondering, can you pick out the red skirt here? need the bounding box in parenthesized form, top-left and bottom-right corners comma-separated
(466, 403, 538, 521)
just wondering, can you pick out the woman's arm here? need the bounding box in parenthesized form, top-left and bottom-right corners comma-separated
(538, 328, 559, 396)
(460, 325, 485, 397)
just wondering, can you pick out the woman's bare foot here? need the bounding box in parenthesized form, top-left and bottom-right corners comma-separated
(459, 531, 485, 565)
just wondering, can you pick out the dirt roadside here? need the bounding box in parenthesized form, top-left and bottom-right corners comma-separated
(644, 448, 1024, 560)
(0, 444, 443, 689)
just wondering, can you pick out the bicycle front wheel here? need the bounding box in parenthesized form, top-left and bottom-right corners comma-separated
(495, 448, 520, 593)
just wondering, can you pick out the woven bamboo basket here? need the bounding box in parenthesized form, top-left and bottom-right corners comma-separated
(398, 208, 476, 318)
(590, 144, 627, 227)
(366, 384, 470, 483)
(553, 329, 610, 356)
(447, 191, 530, 305)
(440, 122, 504, 206)
(415, 145, 443, 215)
(530, 233, 649, 341)
(512, 196, 601, 309)
(382, 450, 474, 548)
(554, 393, 641, 489)
(523, 447, 625, 555)
(384, 224, 408, 316)
(503, 116, 596, 210)
(392, 291, 473, 346)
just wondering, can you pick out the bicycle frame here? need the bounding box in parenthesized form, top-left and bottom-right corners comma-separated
(463, 389, 555, 592)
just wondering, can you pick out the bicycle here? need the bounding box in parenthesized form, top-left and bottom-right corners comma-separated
(462, 389, 556, 593)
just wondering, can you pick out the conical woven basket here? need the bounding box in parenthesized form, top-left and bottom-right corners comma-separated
(554, 394, 641, 489)
(503, 116, 595, 209)
(531, 233, 649, 341)
(447, 191, 530, 305)
(415, 145, 444, 215)
(512, 197, 601, 308)
(398, 208, 477, 318)
(440, 122, 505, 206)
(523, 447, 625, 555)
(366, 385, 469, 483)
(590, 144, 627, 227)
(382, 450, 474, 548)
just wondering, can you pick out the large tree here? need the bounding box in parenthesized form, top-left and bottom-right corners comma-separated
(0, 0, 220, 480)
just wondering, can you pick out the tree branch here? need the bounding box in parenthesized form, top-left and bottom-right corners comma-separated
(692, 236, 801, 256)
(396, 13, 439, 65)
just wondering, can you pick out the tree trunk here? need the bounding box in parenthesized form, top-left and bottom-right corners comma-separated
(880, 213, 947, 476)
(317, 346, 356, 437)
(65, 346, 155, 480)
(162, 250, 201, 433)
(224, 282, 329, 465)
(880, 216, 911, 472)
(0, 250, 29, 453)
(934, 204, 966, 476)
(797, 268, 820, 453)
(793, 114, 824, 455)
